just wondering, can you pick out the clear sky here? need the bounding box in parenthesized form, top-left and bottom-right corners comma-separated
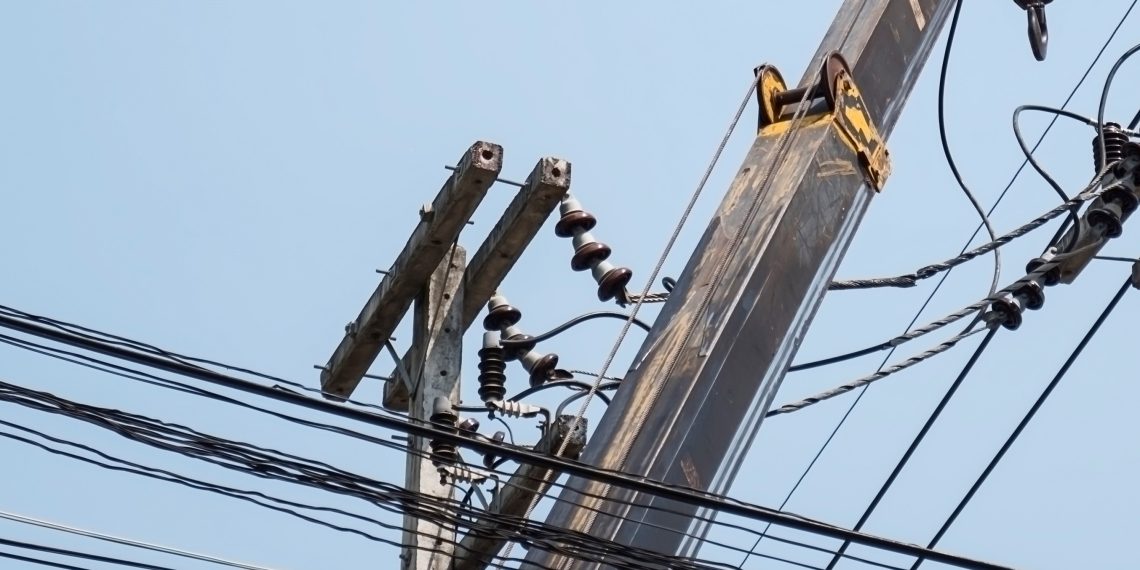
(1, 1, 1137, 569)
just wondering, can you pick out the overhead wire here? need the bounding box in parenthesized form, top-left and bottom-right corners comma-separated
(0, 341, 1012, 570)
(497, 311, 651, 348)
(0, 537, 175, 570)
(0, 550, 89, 570)
(821, 325, 1000, 569)
(910, 273, 1134, 569)
(0, 510, 278, 570)
(743, 1, 1138, 565)
(937, 0, 1000, 299)
(0, 324, 882, 565)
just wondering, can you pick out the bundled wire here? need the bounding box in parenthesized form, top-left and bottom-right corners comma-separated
(828, 165, 1116, 291)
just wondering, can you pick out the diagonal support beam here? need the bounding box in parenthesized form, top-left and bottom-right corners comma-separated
(320, 141, 502, 400)
(383, 157, 571, 409)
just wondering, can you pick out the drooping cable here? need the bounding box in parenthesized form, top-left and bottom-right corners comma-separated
(1097, 42, 1140, 179)
(937, 0, 1000, 298)
(497, 311, 651, 348)
(822, 325, 1000, 569)
(0, 308, 1017, 569)
(910, 274, 1133, 569)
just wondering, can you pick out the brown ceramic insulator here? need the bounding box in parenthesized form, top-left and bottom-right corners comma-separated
(594, 264, 633, 302)
(522, 351, 560, 388)
(555, 210, 597, 238)
(482, 302, 522, 331)
(571, 241, 611, 271)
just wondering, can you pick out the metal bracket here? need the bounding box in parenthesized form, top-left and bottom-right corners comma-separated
(754, 53, 891, 191)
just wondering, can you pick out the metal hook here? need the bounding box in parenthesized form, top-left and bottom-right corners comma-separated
(1015, 0, 1051, 61)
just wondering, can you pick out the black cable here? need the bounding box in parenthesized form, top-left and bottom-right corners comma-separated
(1129, 107, 1140, 130)
(498, 311, 651, 348)
(910, 275, 1133, 569)
(822, 325, 999, 569)
(1097, 42, 1140, 178)
(0, 537, 174, 570)
(0, 550, 89, 570)
(0, 331, 1012, 570)
(754, 4, 1138, 557)
(508, 380, 619, 403)
(938, 0, 1000, 298)
(0, 377, 906, 570)
(0, 332, 862, 565)
(1013, 104, 1089, 246)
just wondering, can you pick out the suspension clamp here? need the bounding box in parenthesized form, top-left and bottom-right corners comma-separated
(754, 52, 891, 191)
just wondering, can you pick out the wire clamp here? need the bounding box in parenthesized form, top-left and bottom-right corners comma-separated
(754, 52, 891, 191)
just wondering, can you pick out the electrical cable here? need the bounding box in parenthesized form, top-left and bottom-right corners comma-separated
(797, 163, 1119, 372)
(771, 322, 992, 417)
(508, 380, 619, 403)
(822, 325, 1000, 569)
(0, 303, 393, 414)
(0, 504, 287, 570)
(0, 346, 1012, 570)
(743, 3, 1138, 565)
(0, 401, 718, 570)
(0, 537, 175, 570)
(1013, 104, 1092, 246)
(0, 324, 906, 565)
(0, 550, 89, 570)
(937, 0, 1000, 299)
(826, 168, 1113, 292)
(497, 311, 651, 348)
(910, 274, 1133, 570)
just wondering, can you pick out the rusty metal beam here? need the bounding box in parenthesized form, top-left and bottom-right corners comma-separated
(384, 157, 571, 409)
(524, 0, 957, 566)
(320, 142, 502, 400)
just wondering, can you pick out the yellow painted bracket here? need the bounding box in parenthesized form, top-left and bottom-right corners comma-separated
(753, 53, 891, 191)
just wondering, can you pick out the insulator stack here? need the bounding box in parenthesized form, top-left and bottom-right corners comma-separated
(477, 331, 507, 402)
(1088, 186, 1139, 239)
(482, 292, 568, 388)
(1025, 247, 1062, 286)
(1094, 123, 1128, 173)
(555, 194, 634, 302)
(991, 279, 1046, 331)
(428, 396, 459, 467)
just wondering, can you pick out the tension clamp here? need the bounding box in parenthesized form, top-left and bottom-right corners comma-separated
(753, 52, 891, 191)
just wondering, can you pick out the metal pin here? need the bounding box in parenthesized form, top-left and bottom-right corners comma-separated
(444, 165, 526, 188)
(363, 373, 395, 383)
(375, 269, 391, 275)
(313, 364, 328, 371)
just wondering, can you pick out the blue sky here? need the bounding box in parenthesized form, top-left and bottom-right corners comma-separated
(1, 2, 1137, 569)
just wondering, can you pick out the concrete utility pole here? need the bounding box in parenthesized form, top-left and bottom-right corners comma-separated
(525, 0, 957, 566)
(400, 246, 465, 570)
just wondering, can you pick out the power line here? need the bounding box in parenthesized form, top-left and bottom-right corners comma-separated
(911, 272, 1135, 569)
(822, 325, 1000, 569)
(937, 0, 999, 299)
(0, 536, 176, 570)
(0, 308, 1014, 570)
(0, 328, 910, 567)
